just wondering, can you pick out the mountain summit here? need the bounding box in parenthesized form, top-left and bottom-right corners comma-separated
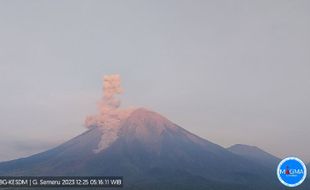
(0, 108, 293, 189)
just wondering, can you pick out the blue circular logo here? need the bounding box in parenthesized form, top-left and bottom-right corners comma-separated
(277, 157, 307, 187)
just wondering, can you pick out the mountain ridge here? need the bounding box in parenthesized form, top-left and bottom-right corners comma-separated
(227, 144, 280, 169)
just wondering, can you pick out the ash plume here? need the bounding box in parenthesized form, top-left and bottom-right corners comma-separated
(85, 74, 133, 152)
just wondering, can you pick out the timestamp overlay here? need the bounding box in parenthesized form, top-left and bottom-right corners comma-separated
(0, 176, 123, 188)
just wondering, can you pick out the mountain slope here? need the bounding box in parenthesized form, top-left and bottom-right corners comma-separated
(0, 108, 300, 189)
(0, 126, 102, 176)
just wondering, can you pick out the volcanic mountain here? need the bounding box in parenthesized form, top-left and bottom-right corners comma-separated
(0, 108, 306, 189)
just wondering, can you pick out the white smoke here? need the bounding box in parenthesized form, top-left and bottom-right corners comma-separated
(85, 74, 133, 152)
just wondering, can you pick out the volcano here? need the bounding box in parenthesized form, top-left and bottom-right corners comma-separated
(0, 108, 306, 189)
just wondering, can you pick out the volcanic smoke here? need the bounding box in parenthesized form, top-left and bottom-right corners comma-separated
(85, 74, 133, 152)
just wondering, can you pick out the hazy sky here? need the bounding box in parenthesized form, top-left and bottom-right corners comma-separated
(0, 0, 309, 163)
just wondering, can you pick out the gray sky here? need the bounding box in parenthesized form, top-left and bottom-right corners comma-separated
(0, 0, 309, 163)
